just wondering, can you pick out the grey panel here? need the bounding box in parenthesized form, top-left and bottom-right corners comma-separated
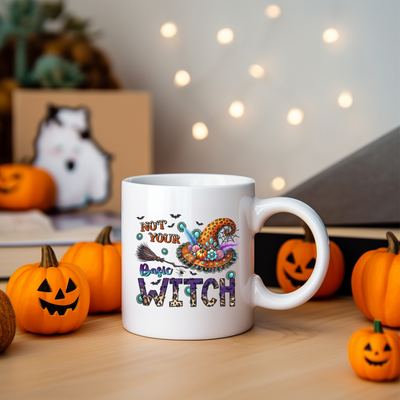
(266, 127, 400, 226)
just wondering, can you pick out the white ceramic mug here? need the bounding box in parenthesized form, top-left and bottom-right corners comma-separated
(122, 174, 330, 340)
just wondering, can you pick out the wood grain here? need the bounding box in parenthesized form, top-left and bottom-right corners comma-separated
(0, 281, 398, 400)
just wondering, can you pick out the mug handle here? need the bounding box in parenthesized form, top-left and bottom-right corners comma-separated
(247, 197, 330, 310)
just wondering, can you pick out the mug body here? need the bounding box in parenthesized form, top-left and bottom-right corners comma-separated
(122, 174, 255, 340)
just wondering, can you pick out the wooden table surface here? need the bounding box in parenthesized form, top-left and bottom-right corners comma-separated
(1, 281, 399, 400)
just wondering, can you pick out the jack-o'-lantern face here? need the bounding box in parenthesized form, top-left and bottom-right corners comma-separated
(37, 277, 79, 316)
(276, 225, 346, 299)
(281, 244, 316, 288)
(0, 164, 56, 211)
(0, 169, 21, 194)
(363, 335, 392, 368)
(0, 165, 27, 195)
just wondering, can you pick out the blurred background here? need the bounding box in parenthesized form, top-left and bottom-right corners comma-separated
(67, 0, 399, 199)
(0, 0, 399, 203)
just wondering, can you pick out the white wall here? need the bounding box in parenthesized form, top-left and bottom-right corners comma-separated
(67, 0, 399, 199)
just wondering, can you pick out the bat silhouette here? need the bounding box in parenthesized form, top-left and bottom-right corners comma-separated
(170, 214, 181, 219)
(189, 271, 197, 275)
(151, 279, 161, 285)
(167, 223, 175, 228)
(137, 216, 145, 220)
(196, 221, 203, 226)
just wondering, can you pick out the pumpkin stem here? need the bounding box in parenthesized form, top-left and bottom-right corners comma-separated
(386, 231, 399, 255)
(302, 222, 315, 243)
(39, 245, 58, 268)
(95, 226, 112, 245)
(374, 320, 383, 333)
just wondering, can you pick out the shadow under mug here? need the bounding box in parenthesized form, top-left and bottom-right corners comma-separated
(121, 173, 330, 340)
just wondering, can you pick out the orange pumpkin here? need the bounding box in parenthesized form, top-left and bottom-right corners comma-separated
(61, 226, 121, 314)
(348, 320, 400, 381)
(276, 223, 345, 298)
(6, 245, 90, 335)
(0, 164, 56, 211)
(351, 231, 400, 328)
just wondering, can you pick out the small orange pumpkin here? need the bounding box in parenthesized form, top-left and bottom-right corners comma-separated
(61, 226, 121, 314)
(0, 164, 56, 211)
(0, 289, 16, 352)
(6, 245, 90, 335)
(276, 223, 345, 298)
(348, 320, 400, 381)
(351, 231, 400, 328)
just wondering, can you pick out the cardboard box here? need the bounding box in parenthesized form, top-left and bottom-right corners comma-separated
(13, 89, 153, 212)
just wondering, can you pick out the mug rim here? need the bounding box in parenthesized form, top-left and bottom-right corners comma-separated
(123, 173, 255, 188)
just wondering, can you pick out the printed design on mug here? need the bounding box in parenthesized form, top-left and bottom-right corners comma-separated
(134, 216, 238, 308)
(176, 218, 239, 273)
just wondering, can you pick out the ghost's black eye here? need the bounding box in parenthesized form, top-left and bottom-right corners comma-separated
(306, 258, 316, 269)
(364, 343, 372, 351)
(384, 344, 392, 351)
(286, 253, 295, 263)
(66, 278, 77, 293)
(38, 279, 52, 292)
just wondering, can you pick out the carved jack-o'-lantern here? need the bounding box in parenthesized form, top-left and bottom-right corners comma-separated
(348, 320, 400, 381)
(0, 164, 56, 211)
(276, 223, 345, 298)
(6, 245, 90, 335)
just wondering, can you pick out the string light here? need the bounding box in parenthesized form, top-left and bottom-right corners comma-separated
(192, 122, 208, 140)
(161, 14, 352, 175)
(271, 177, 286, 191)
(338, 91, 353, 108)
(174, 70, 191, 87)
(160, 22, 177, 38)
(217, 28, 234, 44)
(265, 4, 282, 19)
(229, 101, 244, 118)
(287, 108, 304, 125)
(322, 28, 339, 43)
(248, 64, 265, 79)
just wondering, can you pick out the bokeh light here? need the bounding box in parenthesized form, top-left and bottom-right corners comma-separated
(174, 70, 191, 87)
(217, 28, 234, 44)
(229, 101, 244, 118)
(192, 122, 208, 140)
(160, 22, 177, 38)
(271, 177, 286, 191)
(338, 91, 353, 108)
(265, 4, 282, 19)
(287, 108, 304, 125)
(322, 28, 339, 43)
(248, 64, 265, 79)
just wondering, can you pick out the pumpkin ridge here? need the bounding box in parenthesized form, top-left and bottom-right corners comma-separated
(102, 245, 122, 312)
(99, 245, 106, 312)
(16, 267, 45, 330)
(351, 250, 379, 319)
(59, 265, 82, 332)
(384, 257, 400, 327)
(365, 253, 395, 321)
